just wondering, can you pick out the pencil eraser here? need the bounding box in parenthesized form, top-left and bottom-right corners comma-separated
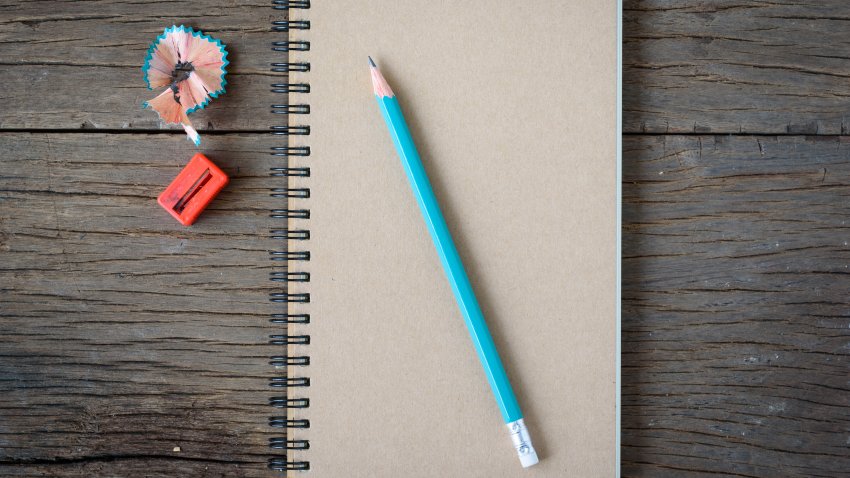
(158, 153, 229, 226)
(519, 447, 539, 468)
(507, 418, 539, 468)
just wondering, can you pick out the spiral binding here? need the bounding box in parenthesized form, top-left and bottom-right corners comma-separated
(269, 0, 311, 472)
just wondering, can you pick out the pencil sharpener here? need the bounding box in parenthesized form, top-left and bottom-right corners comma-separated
(158, 153, 229, 226)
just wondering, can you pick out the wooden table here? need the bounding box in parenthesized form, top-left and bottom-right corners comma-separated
(1, 1, 847, 476)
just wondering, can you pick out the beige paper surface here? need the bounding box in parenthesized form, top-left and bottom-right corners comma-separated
(287, 1, 619, 476)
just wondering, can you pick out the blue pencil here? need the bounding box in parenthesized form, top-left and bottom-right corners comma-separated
(369, 57, 538, 468)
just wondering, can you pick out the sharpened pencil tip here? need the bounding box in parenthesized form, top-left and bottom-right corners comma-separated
(369, 57, 394, 97)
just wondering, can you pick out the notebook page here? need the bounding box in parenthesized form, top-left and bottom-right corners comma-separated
(288, 1, 619, 476)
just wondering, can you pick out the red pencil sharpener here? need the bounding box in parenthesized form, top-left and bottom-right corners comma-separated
(158, 153, 229, 226)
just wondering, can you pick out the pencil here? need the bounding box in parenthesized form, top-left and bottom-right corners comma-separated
(369, 57, 539, 468)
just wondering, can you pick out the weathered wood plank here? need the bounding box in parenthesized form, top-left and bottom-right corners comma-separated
(5, 1, 850, 135)
(0, 133, 288, 477)
(621, 135, 850, 477)
(0, 459, 268, 478)
(0, 1, 289, 130)
(624, 0, 850, 134)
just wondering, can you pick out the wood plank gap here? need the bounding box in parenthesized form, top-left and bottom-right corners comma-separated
(0, 129, 272, 135)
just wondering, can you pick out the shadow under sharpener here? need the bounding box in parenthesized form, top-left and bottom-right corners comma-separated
(158, 153, 229, 226)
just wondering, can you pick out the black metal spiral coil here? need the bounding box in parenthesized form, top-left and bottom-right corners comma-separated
(269, 0, 311, 472)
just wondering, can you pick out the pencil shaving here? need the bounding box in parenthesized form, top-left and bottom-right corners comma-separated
(142, 25, 229, 146)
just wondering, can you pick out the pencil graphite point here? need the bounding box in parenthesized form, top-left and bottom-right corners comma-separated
(369, 57, 395, 98)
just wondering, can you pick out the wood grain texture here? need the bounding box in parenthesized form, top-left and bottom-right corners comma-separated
(3, 1, 849, 477)
(621, 135, 850, 477)
(0, 1, 285, 131)
(10, 0, 850, 135)
(0, 133, 288, 477)
(624, 0, 850, 134)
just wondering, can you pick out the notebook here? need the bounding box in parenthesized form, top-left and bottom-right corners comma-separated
(280, 1, 621, 476)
